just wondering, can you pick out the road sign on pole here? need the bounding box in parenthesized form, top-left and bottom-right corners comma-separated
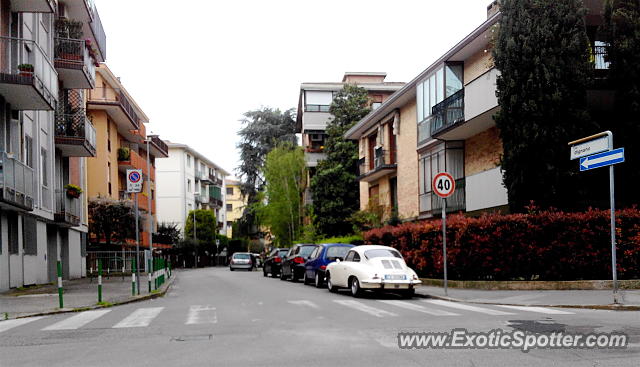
(126, 169, 143, 193)
(568, 131, 622, 304)
(433, 172, 456, 296)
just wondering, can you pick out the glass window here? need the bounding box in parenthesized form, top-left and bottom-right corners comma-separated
(445, 64, 463, 97)
(436, 68, 444, 104)
(187, 179, 192, 192)
(226, 187, 233, 195)
(325, 246, 351, 259)
(226, 204, 232, 211)
(278, 249, 290, 257)
(344, 251, 355, 262)
(299, 245, 317, 258)
(186, 155, 191, 167)
(353, 252, 361, 262)
(40, 148, 48, 187)
(416, 82, 424, 122)
(429, 75, 436, 114)
(233, 253, 251, 259)
(364, 249, 403, 259)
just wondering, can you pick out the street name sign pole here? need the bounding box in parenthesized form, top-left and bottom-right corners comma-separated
(127, 169, 143, 295)
(569, 131, 624, 304)
(433, 172, 456, 296)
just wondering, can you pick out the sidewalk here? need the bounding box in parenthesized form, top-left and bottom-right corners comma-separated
(0, 273, 173, 320)
(416, 286, 640, 310)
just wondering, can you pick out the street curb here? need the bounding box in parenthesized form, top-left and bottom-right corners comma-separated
(414, 292, 640, 311)
(6, 275, 176, 320)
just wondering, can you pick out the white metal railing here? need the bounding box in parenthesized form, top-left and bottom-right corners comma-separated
(0, 151, 34, 209)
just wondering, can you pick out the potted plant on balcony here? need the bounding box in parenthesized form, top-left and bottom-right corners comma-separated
(117, 147, 131, 161)
(17, 64, 34, 77)
(64, 184, 83, 199)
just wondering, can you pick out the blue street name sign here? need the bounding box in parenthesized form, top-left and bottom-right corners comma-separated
(579, 148, 625, 172)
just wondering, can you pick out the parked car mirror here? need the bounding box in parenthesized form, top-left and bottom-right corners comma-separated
(335, 259, 341, 263)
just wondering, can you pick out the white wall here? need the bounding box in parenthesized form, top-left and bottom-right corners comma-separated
(465, 166, 509, 212)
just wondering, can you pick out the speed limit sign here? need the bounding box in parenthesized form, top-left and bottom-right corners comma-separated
(433, 172, 455, 198)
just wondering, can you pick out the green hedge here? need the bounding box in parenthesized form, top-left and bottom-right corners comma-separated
(316, 235, 364, 246)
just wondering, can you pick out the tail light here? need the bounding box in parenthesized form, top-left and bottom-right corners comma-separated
(293, 256, 305, 264)
(274, 257, 282, 263)
(319, 265, 326, 270)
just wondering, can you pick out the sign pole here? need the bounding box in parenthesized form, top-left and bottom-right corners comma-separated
(607, 133, 618, 304)
(442, 199, 448, 296)
(135, 193, 140, 295)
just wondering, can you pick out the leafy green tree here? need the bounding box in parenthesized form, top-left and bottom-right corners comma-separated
(311, 84, 370, 236)
(236, 107, 297, 237)
(603, 0, 640, 205)
(493, 0, 595, 212)
(88, 197, 136, 248)
(185, 209, 218, 245)
(256, 143, 306, 246)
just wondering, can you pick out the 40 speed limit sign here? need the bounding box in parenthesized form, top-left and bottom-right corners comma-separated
(432, 172, 456, 198)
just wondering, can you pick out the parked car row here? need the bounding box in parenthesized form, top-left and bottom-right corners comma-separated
(261, 243, 421, 298)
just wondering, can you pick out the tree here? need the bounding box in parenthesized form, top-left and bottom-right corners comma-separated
(155, 222, 182, 245)
(256, 143, 306, 246)
(184, 209, 218, 245)
(236, 107, 297, 237)
(311, 84, 371, 236)
(603, 0, 640, 205)
(88, 197, 136, 248)
(493, 0, 595, 212)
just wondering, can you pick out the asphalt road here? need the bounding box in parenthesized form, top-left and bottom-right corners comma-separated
(1, 267, 639, 367)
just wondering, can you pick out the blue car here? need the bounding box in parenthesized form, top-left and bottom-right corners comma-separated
(303, 243, 354, 288)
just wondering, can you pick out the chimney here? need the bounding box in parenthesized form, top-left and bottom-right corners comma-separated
(487, 1, 499, 18)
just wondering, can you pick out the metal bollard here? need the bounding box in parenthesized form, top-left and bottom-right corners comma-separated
(98, 259, 103, 303)
(57, 261, 64, 308)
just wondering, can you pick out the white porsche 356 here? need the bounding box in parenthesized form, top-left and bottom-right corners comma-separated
(325, 245, 421, 298)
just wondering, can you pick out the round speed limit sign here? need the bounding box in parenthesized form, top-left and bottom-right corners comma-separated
(433, 172, 456, 198)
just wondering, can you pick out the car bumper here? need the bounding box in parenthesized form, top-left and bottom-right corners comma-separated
(230, 264, 253, 270)
(360, 279, 422, 290)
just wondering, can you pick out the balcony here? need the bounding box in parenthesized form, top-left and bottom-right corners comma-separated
(54, 189, 81, 227)
(419, 179, 466, 215)
(195, 193, 209, 205)
(55, 108, 96, 157)
(304, 104, 331, 112)
(54, 37, 96, 89)
(10, 0, 56, 13)
(430, 89, 465, 138)
(117, 147, 150, 180)
(196, 170, 212, 184)
(357, 147, 397, 183)
(119, 190, 155, 214)
(0, 152, 34, 211)
(209, 186, 223, 208)
(0, 37, 58, 110)
(148, 135, 168, 158)
(88, 88, 140, 130)
(61, 0, 106, 62)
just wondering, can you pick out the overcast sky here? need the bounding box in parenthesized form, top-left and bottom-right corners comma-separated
(97, 0, 491, 177)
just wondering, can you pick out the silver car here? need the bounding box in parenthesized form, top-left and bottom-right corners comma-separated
(229, 252, 254, 271)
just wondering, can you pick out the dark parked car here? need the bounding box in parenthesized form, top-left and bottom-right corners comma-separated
(280, 244, 318, 282)
(303, 243, 354, 287)
(263, 248, 290, 278)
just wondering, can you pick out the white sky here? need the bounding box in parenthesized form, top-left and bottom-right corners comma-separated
(97, 0, 491, 177)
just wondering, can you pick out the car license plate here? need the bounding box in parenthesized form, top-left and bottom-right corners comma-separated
(384, 274, 406, 280)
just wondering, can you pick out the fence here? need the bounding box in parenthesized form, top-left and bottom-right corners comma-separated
(86, 251, 150, 276)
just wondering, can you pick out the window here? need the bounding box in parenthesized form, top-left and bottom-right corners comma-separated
(186, 155, 191, 167)
(344, 251, 355, 262)
(371, 102, 382, 110)
(226, 221, 233, 228)
(226, 187, 233, 195)
(23, 216, 37, 255)
(416, 64, 463, 144)
(309, 247, 320, 260)
(25, 136, 33, 168)
(8, 213, 19, 254)
(187, 179, 192, 193)
(353, 252, 361, 262)
(326, 246, 351, 259)
(419, 142, 464, 214)
(364, 249, 402, 259)
(107, 122, 111, 152)
(226, 204, 232, 211)
(41, 148, 48, 187)
(304, 90, 333, 112)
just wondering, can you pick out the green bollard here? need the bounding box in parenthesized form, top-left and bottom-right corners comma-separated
(57, 261, 64, 308)
(148, 259, 152, 293)
(98, 259, 103, 303)
(131, 257, 136, 296)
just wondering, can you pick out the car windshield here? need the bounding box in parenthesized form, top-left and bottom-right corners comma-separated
(233, 253, 251, 259)
(326, 246, 351, 258)
(298, 246, 317, 257)
(364, 249, 403, 259)
(278, 250, 289, 257)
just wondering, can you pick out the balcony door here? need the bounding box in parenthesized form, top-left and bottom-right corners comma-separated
(367, 134, 377, 170)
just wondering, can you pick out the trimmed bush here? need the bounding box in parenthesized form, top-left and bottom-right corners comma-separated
(316, 235, 364, 246)
(364, 209, 640, 281)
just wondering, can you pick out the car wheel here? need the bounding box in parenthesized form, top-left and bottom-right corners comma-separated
(290, 271, 298, 282)
(263, 268, 268, 277)
(302, 272, 310, 285)
(327, 273, 338, 293)
(280, 270, 287, 281)
(401, 288, 416, 299)
(271, 271, 278, 278)
(350, 277, 363, 298)
(230, 268, 234, 272)
(314, 272, 323, 288)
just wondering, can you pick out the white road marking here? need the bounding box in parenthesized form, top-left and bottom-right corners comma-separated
(495, 305, 575, 315)
(112, 307, 164, 328)
(379, 300, 459, 316)
(43, 310, 111, 330)
(423, 300, 515, 316)
(334, 300, 398, 318)
(0, 317, 46, 333)
(185, 305, 217, 325)
(287, 300, 319, 309)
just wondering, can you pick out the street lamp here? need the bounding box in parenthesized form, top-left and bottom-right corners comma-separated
(145, 137, 155, 288)
(193, 194, 199, 268)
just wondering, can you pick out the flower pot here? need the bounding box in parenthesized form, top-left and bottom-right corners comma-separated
(19, 71, 33, 77)
(66, 189, 81, 199)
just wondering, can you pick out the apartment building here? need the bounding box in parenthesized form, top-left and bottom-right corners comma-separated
(0, 0, 106, 291)
(347, 0, 609, 220)
(86, 64, 169, 250)
(295, 72, 404, 204)
(155, 143, 228, 237)
(224, 179, 245, 238)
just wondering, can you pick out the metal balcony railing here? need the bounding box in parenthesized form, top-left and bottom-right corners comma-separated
(304, 104, 331, 112)
(54, 189, 81, 226)
(87, 0, 106, 61)
(592, 45, 610, 70)
(0, 152, 34, 210)
(55, 108, 97, 155)
(10, 0, 57, 13)
(419, 178, 466, 214)
(54, 37, 96, 87)
(0, 36, 58, 110)
(88, 88, 140, 129)
(358, 148, 395, 177)
(430, 89, 465, 136)
(149, 135, 168, 157)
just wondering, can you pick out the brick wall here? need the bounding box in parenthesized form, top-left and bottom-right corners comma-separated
(396, 100, 419, 219)
(465, 126, 503, 177)
(464, 47, 494, 85)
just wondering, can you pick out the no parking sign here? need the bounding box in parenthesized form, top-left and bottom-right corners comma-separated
(127, 169, 143, 193)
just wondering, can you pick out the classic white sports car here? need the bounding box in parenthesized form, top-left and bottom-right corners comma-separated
(325, 245, 421, 298)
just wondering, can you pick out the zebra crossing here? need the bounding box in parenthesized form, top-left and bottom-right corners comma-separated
(0, 300, 576, 334)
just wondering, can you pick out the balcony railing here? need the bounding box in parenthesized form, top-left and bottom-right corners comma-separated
(55, 108, 96, 157)
(54, 37, 96, 89)
(88, 2, 107, 61)
(592, 45, 610, 70)
(54, 189, 81, 227)
(358, 148, 396, 177)
(419, 179, 466, 214)
(10, 0, 56, 13)
(118, 146, 149, 179)
(0, 152, 34, 211)
(304, 104, 331, 112)
(430, 89, 465, 137)
(0, 36, 58, 110)
(88, 88, 140, 129)
(195, 194, 209, 204)
(148, 135, 168, 158)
